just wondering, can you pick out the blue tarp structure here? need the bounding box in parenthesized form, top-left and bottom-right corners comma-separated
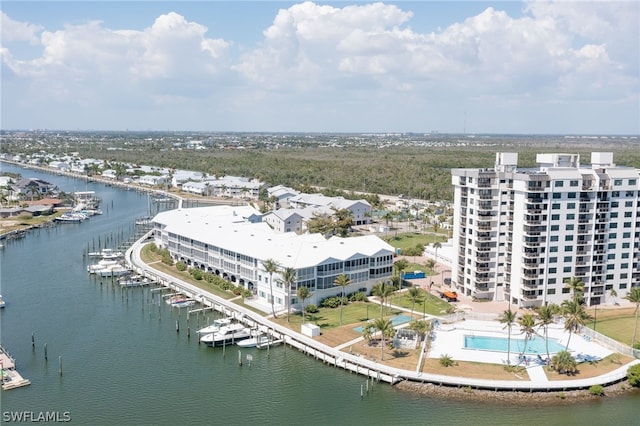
(403, 271, 425, 279)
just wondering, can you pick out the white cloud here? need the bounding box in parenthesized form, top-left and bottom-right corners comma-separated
(1, 2, 638, 133)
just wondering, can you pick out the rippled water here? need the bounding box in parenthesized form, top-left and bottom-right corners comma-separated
(1, 163, 638, 425)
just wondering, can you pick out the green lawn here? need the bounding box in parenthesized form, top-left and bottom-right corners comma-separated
(586, 311, 638, 347)
(383, 232, 447, 253)
(389, 292, 453, 316)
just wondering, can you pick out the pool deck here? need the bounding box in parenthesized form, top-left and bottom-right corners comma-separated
(429, 319, 613, 368)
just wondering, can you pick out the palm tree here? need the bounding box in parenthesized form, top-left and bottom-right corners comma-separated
(518, 313, 536, 357)
(262, 259, 279, 318)
(333, 274, 351, 326)
(281, 267, 297, 323)
(393, 258, 409, 290)
(561, 299, 591, 350)
(372, 281, 395, 318)
(536, 303, 558, 363)
(564, 276, 585, 303)
(407, 287, 424, 318)
(408, 319, 432, 344)
(373, 318, 393, 361)
(432, 241, 442, 262)
(499, 308, 517, 365)
(550, 350, 578, 375)
(297, 286, 311, 324)
(624, 287, 640, 348)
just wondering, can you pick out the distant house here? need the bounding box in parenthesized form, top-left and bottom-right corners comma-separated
(262, 209, 304, 233)
(288, 194, 371, 225)
(15, 178, 56, 198)
(267, 185, 299, 208)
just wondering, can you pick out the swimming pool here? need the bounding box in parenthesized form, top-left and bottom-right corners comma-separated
(464, 335, 565, 355)
(353, 314, 413, 333)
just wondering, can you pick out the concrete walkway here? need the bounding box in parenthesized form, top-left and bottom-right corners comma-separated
(526, 365, 549, 382)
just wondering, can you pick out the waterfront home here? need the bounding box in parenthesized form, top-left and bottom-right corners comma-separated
(287, 194, 372, 225)
(151, 205, 395, 313)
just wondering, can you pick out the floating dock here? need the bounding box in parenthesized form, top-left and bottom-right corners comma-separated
(1, 345, 31, 390)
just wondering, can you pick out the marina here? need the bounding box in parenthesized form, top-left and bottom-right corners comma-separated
(0, 345, 31, 390)
(0, 162, 639, 424)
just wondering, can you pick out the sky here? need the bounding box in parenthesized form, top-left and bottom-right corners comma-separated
(1, 1, 639, 134)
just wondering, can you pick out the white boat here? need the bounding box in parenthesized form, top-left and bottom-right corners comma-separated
(196, 318, 233, 335)
(87, 259, 120, 273)
(99, 264, 132, 277)
(165, 295, 196, 308)
(55, 212, 87, 223)
(88, 248, 123, 259)
(200, 323, 251, 347)
(237, 333, 280, 348)
(118, 274, 151, 287)
(0, 294, 5, 308)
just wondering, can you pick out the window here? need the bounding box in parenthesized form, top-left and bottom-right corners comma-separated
(550, 246, 558, 252)
(625, 201, 634, 207)
(620, 283, 627, 289)
(567, 202, 576, 209)
(548, 278, 556, 284)
(630, 179, 637, 185)
(553, 193, 561, 199)
(614, 179, 622, 186)
(556, 181, 564, 187)
(562, 288, 570, 294)
(552, 214, 560, 220)
(547, 288, 556, 295)
(550, 235, 559, 242)
(570, 180, 579, 187)
(624, 222, 632, 228)
(552, 204, 561, 210)
(607, 253, 615, 260)
(566, 213, 575, 220)
(624, 211, 632, 217)
(551, 225, 559, 231)
(620, 273, 628, 279)
(565, 224, 574, 231)
(563, 266, 571, 273)
(623, 232, 631, 238)
(568, 192, 576, 198)
(622, 253, 629, 259)
(609, 233, 617, 240)
(565, 235, 574, 241)
(549, 257, 557, 263)
(548, 267, 557, 273)
(563, 256, 572, 262)
(610, 223, 618, 229)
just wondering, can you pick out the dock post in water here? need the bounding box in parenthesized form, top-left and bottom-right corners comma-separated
(58, 356, 62, 376)
(44, 343, 48, 361)
(32, 332, 35, 349)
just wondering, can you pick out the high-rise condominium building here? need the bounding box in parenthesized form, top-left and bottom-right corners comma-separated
(451, 152, 639, 308)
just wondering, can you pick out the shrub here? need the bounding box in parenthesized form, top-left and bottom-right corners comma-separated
(305, 304, 318, 314)
(628, 364, 640, 387)
(188, 268, 203, 280)
(589, 385, 605, 396)
(439, 354, 454, 367)
(175, 261, 187, 271)
(320, 296, 346, 309)
(348, 291, 368, 302)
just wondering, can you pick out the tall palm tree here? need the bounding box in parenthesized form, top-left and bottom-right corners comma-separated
(407, 287, 424, 318)
(393, 258, 409, 290)
(297, 286, 311, 324)
(372, 281, 395, 318)
(262, 259, 279, 318)
(432, 241, 442, 262)
(333, 274, 351, 326)
(373, 318, 393, 361)
(564, 276, 585, 303)
(536, 303, 558, 363)
(561, 299, 591, 350)
(518, 313, 536, 357)
(281, 267, 297, 323)
(624, 287, 640, 348)
(499, 308, 517, 365)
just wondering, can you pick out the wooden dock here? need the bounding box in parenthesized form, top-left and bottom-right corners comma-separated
(1, 345, 31, 390)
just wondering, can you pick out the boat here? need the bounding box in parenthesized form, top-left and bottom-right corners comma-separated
(88, 248, 124, 259)
(237, 333, 281, 349)
(98, 264, 132, 277)
(118, 274, 151, 287)
(165, 295, 196, 308)
(0, 294, 5, 308)
(196, 318, 233, 335)
(55, 212, 87, 223)
(87, 259, 120, 273)
(199, 323, 251, 347)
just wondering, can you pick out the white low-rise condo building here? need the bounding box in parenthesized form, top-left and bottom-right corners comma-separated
(451, 152, 640, 308)
(151, 205, 395, 313)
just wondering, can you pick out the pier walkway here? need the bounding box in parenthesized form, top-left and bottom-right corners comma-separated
(1, 345, 31, 391)
(126, 234, 640, 392)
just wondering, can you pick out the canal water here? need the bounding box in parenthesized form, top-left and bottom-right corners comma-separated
(1, 163, 638, 425)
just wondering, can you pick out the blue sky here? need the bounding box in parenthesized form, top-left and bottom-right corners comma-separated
(1, 1, 638, 134)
